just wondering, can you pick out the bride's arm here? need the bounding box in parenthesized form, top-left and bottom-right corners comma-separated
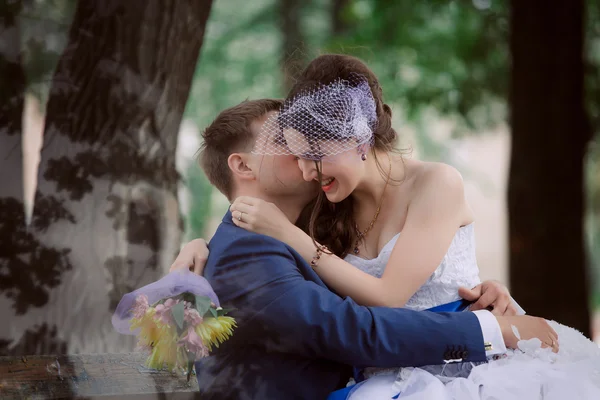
(278, 166, 469, 308)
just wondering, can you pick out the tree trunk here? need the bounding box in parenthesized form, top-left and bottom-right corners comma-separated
(1, 0, 213, 355)
(279, 0, 305, 93)
(508, 0, 592, 336)
(0, 0, 57, 356)
(0, 0, 25, 212)
(331, 0, 350, 36)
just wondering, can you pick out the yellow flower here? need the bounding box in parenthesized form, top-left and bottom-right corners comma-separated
(131, 308, 161, 349)
(147, 336, 182, 370)
(131, 309, 185, 371)
(144, 323, 185, 370)
(195, 316, 236, 351)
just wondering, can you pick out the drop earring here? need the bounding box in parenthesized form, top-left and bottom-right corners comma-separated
(361, 153, 367, 161)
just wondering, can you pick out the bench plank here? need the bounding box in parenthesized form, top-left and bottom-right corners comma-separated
(0, 353, 200, 399)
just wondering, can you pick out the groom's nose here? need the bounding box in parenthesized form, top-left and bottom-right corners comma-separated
(297, 159, 317, 182)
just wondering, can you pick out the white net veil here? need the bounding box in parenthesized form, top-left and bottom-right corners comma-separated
(252, 74, 378, 161)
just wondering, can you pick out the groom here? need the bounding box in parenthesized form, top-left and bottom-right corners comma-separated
(190, 99, 557, 399)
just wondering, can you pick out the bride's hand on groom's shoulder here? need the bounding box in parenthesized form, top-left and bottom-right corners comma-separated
(169, 238, 209, 275)
(459, 280, 517, 316)
(230, 196, 292, 240)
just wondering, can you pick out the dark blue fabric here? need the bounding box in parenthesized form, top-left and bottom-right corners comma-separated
(194, 211, 486, 399)
(332, 299, 472, 399)
(353, 366, 365, 383)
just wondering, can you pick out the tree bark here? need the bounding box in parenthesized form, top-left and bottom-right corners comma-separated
(279, 0, 305, 93)
(1, 0, 213, 355)
(0, 0, 51, 356)
(508, 0, 592, 336)
(0, 0, 26, 218)
(331, 0, 350, 37)
(0, 0, 25, 211)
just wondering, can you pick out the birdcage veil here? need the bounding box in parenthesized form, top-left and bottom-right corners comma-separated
(252, 74, 377, 161)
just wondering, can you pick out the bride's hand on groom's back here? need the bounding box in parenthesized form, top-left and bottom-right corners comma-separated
(169, 238, 209, 275)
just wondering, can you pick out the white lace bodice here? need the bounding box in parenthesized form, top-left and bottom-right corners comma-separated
(344, 224, 481, 310)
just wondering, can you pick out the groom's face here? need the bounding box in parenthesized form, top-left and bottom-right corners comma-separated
(247, 112, 318, 201)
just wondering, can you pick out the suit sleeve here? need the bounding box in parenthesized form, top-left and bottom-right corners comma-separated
(209, 234, 487, 368)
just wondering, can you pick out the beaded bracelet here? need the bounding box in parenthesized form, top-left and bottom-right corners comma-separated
(310, 245, 327, 268)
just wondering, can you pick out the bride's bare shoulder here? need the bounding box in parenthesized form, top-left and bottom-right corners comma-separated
(409, 161, 464, 192)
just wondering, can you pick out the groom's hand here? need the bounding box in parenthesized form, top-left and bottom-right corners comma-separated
(459, 280, 517, 316)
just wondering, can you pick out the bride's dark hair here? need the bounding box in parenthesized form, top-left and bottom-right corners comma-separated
(291, 54, 400, 257)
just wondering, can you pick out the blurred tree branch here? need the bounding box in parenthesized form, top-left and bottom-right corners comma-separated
(279, 0, 306, 92)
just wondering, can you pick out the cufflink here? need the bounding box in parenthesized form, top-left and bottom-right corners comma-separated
(484, 342, 493, 352)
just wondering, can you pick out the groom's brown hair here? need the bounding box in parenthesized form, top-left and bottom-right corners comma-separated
(199, 99, 283, 200)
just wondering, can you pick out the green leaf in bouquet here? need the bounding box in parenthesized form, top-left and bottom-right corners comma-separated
(171, 302, 185, 330)
(217, 307, 236, 317)
(150, 298, 165, 307)
(187, 360, 194, 382)
(195, 295, 211, 316)
(209, 307, 218, 319)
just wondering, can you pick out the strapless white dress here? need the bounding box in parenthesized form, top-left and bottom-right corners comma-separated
(345, 224, 600, 400)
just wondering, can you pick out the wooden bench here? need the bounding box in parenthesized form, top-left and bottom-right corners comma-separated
(0, 353, 200, 399)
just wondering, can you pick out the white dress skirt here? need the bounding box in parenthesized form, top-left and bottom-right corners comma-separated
(344, 225, 600, 399)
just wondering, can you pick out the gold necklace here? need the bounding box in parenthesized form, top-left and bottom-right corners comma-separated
(353, 161, 392, 255)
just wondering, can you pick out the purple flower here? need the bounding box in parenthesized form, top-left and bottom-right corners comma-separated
(178, 326, 209, 359)
(131, 295, 149, 319)
(154, 298, 177, 325)
(184, 308, 203, 327)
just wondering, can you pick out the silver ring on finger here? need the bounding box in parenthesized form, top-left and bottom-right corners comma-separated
(238, 212, 244, 222)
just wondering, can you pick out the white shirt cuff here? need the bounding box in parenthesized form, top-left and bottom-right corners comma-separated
(473, 309, 506, 357)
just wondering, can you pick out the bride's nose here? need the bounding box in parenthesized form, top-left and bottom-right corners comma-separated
(297, 159, 318, 182)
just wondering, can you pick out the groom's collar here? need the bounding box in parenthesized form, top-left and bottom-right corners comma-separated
(222, 209, 234, 226)
(221, 197, 306, 226)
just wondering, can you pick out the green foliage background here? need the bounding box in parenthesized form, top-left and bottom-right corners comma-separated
(181, 0, 600, 305)
(15, 0, 600, 306)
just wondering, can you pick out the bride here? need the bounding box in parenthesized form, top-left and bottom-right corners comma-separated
(175, 54, 600, 399)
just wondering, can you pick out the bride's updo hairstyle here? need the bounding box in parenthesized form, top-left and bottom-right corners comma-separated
(291, 54, 399, 257)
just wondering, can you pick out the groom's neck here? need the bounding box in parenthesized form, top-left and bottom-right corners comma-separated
(232, 189, 305, 225)
(268, 196, 306, 225)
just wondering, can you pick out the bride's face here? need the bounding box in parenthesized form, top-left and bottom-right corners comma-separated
(282, 128, 366, 203)
(298, 151, 365, 203)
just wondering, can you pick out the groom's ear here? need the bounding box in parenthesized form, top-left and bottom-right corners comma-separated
(227, 153, 256, 182)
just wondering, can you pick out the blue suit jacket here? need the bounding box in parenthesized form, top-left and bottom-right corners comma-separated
(194, 211, 486, 399)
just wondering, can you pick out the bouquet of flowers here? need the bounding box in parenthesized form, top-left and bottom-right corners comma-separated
(112, 270, 236, 380)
